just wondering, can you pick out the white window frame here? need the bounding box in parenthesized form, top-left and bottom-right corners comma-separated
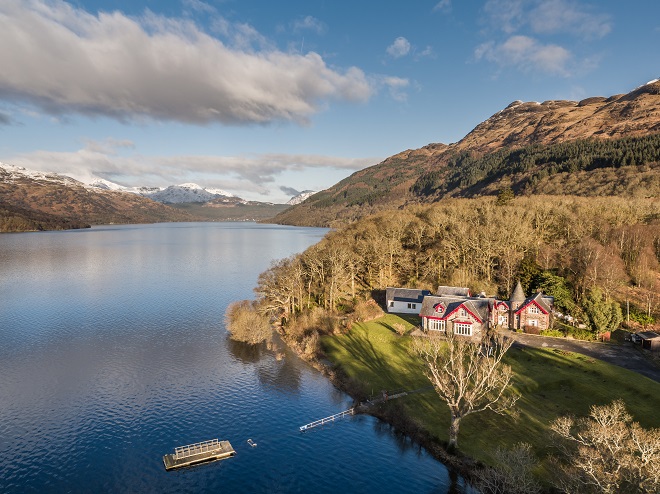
(528, 319, 538, 327)
(498, 315, 508, 326)
(454, 322, 472, 336)
(428, 319, 446, 332)
(528, 305, 540, 314)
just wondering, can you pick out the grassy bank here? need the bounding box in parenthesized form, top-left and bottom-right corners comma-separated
(322, 314, 660, 471)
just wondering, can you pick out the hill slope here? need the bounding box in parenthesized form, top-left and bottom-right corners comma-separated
(0, 164, 197, 232)
(274, 80, 660, 227)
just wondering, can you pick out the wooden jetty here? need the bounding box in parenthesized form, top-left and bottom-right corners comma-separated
(163, 439, 235, 471)
(299, 408, 355, 432)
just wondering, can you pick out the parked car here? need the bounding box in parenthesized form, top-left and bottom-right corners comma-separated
(631, 333, 642, 344)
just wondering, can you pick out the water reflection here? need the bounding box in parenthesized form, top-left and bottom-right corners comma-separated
(226, 336, 303, 395)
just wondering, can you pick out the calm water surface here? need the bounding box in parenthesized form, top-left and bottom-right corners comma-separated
(0, 222, 467, 493)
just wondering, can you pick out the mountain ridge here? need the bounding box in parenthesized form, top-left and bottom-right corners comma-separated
(273, 79, 660, 227)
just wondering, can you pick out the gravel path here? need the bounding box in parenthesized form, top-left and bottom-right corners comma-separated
(508, 332, 660, 383)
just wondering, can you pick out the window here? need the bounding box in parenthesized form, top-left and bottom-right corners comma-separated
(498, 315, 508, 326)
(528, 305, 540, 314)
(460, 308, 467, 317)
(388, 301, 394, 307)
(428, 319, 446, 332)
(407, 303, 416, 309)
(454, 322, 472, 336)
(528, 319, 538, 327)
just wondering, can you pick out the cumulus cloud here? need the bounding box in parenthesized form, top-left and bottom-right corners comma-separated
(475, 35, 571, 76)
(386, 37, 411, 58)
(5, 143, 379, 198)
(0, 1, 372, 125)
(478, 0, 610, 76)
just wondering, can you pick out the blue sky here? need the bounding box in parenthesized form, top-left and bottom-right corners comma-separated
(0, 0, 658, 202)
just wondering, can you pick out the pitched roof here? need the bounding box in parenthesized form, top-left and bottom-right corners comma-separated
(510, 281, 526, 304)
(515, 293, 552, 315)
(386, 287, 431, 304)
(638, 331, 660, 340)
(420, 295, 491, 323)
(437, 286, 471, 297)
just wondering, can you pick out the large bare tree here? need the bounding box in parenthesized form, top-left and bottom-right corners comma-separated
(550, 400, 660, 494)
(412, 331, 518, 450)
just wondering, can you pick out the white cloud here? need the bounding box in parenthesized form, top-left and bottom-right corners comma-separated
(386, 37, 411, 58)
(475, 35, 572, 76)
(478, 0, 609, 76)
(182, 0, 217, 15)
(5, 143, 379, 199)
(0, 1, 372, 125)
(292, 15, 326, 35)
(433, 0, 452, 14)
(483, 0, 527, 34)
(529, 0, 611, 39)
(483, 0, 611, 39)
(382, 77, 411, 102)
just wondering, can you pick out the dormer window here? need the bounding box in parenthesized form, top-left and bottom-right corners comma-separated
(434, 303, 445, 314)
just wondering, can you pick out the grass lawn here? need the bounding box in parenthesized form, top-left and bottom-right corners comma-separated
(322, 314, 660, 469)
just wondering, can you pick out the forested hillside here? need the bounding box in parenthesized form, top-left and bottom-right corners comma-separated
(274, 81, 660, 227)
(257, 196, 660, 345)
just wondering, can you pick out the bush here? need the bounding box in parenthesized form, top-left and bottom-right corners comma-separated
(523, 325, 541, 335)
(353, 299, 384, 322)
(565, 325, 595, 341)
(225, 300, 272, 344)
(392, 322, 408, 336)
(540, 329, 564, 338)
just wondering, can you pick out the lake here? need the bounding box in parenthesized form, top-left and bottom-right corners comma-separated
(0, 222, 468, 493)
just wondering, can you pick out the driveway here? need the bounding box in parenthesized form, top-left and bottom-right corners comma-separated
(508, 332, 660, 383)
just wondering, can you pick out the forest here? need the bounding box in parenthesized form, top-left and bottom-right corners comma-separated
(255, 195, 660, 347)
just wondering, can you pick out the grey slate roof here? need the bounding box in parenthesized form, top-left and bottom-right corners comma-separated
(386, 287, 431, 304)
(510, 281, 526, 304)
(515, 292, 553, 314)
(419, 295, 492, 323)
(437, 286, 471, 297)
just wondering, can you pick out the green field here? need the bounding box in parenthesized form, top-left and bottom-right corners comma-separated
(322, 314, 660, 469)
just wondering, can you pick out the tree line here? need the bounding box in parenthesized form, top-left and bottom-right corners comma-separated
(255, 195, 659, 338)
(412, 133, 660, 198)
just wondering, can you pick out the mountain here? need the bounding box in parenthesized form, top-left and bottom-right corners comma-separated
(0, 163, 198, 232)
(87, 179, 234, 203)
(273, 79, 660, 227)
(286, 190, 317, 205)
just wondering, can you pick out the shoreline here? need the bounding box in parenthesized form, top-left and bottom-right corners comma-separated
(276, 328, 483, 483)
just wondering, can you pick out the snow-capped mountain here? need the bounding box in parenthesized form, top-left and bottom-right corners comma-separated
(86, 178, 234, 203)
(0, 162, 83, 187)
(286, 190, 316, 205)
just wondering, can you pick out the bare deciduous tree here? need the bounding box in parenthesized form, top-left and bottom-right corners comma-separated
(412, 331, 518, 450)
(474, 442, 541, 494)
(225, 300, 272, 344)
(550, 399, 660, 494)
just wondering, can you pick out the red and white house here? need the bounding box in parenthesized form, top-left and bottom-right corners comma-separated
(419, 282, 553, 339)
(419, 296, 491, 340)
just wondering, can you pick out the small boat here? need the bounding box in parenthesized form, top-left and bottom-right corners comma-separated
(247, 438, 257, 447)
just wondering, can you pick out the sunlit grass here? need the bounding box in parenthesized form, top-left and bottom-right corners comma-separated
(322, 314, 660, 468)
